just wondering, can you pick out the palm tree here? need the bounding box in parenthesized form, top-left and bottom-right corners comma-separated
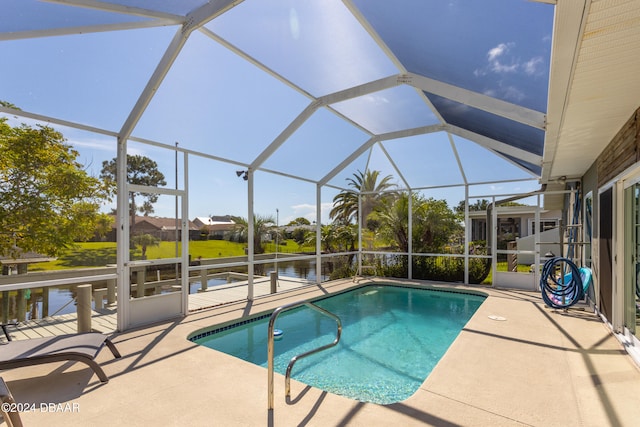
(131, 233, 160, 260)
(230, 214, 275, 254)
(304, 223, 357, 253)
(330, 170, 396, 227)
(304, 224, 334, 253)
(376, 192, 415, 253)
(377, 193, 462, 253)
(414, 198, 461, 253)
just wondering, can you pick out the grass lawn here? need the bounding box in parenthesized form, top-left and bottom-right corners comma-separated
(29, 239, 314, 271)
(482, 262, 533, 285)
(30, 242, 118, 271)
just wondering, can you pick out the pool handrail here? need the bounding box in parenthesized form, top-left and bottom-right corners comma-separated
(267, 300, 342, 410)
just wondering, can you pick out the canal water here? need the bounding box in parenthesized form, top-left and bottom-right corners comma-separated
(1, 258, 341, 322)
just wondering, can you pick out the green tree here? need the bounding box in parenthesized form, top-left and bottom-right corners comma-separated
(230, 214, 275, 255)
(290, 228, 306, 246)
(100, 154, 166, 230)
(0, 101, 20, 110)
(131, 233, 160, 260)
(94, 214, 115, 240)
(330, 170, 396, 226)
(287, 217, 310, 226)
(455, 198, 525, 217)
(0, 119, 110, 257)
(376, 192, 414, 252)
(304, 223, 357, 253)
(415, 198, 461, 252)
(377, 193, 461, 253)
(305, 224, 335, 253)
(455, 199, 490, 216)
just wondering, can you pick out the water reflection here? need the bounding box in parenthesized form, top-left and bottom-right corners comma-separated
(1, 286, 78, 323)
(1, 258, 342, 323)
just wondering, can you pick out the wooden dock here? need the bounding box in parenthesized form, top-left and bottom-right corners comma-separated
(188, 275, 313, 311)
(3, 307, 118, 341)
(2, 275, 316, 342)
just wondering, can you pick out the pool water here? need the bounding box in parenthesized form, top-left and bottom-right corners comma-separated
(191, 285, 485, 404)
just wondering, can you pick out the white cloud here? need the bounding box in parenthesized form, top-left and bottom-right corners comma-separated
(502, 86, 525, 103)
(473, 42, 527, 76)
(488, 42, 518, 73)
(363, 93, 390, 105)
(487, 43, 511, 61)
(523, 56, 544, 75)
(491, 61, 518, 73)
(474, 42, 546, 103)
(68, 138, 116, 152)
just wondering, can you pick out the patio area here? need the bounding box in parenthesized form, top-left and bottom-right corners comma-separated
(2, 278, 639, 427)
(3, 1, 640, 425)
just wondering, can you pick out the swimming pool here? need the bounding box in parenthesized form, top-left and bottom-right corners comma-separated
(190, 284, 486, 404)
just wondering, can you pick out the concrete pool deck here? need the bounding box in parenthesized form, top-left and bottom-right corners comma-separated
(2, 278, 640, 426)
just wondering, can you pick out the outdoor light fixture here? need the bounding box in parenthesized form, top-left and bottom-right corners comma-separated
(236, 170, 248, 181)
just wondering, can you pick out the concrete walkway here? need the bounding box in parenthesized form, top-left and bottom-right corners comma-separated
(2, 279, 640, 426)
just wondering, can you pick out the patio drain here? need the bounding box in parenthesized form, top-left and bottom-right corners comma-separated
(488, 315, 507, 321)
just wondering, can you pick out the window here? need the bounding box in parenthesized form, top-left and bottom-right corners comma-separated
(528, 219, 559, 235)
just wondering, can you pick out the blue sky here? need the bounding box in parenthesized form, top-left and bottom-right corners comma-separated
(0, 0, 553, 225)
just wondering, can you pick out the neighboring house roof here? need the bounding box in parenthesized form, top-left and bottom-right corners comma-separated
(137, 216, 199, 231)
(468, 206, 559, 218)
(193, 216, 236, 229)
(110, 215, 199, 231)
(283, 225, 315, 233)
(193, 216, 235, 224)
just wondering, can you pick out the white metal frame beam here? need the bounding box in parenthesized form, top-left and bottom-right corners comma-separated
(319, 136, 378, 186)
(0, 105, 117, 137)
(377, 141, 410, 189)
(249, 102, 319, 171)
(198, 26, 375, 139)
(446, 124, 543, 167)
(316, 75, 401, 106)
(44, 0, 185, 20)
(3, 0, 184, 41)
(117, 27, 187, 141)
(115, 0, 242, 325)
(250, 75, 402, 171)
(118, 0, 239, 141)
(0, 21, 178, 41)
(319, 124, 445, 187)
(406, 73, 547, 130)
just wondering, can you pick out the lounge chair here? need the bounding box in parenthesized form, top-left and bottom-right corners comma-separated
(0, 377, 23, 427)
(0, 333, 121, 383)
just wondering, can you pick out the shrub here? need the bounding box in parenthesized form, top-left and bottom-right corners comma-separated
(366, 254, 491, 284)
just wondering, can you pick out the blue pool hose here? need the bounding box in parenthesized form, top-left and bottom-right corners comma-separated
(540, 257, 590, 309)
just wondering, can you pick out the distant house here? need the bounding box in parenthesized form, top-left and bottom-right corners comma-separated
(193, 216, 236, 239)
(103, 216, 200, 241)
(469, 206, 562, 264)
(468, 206, 562, 242)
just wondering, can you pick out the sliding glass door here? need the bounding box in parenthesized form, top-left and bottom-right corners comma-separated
(624, 184, 640, 339)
